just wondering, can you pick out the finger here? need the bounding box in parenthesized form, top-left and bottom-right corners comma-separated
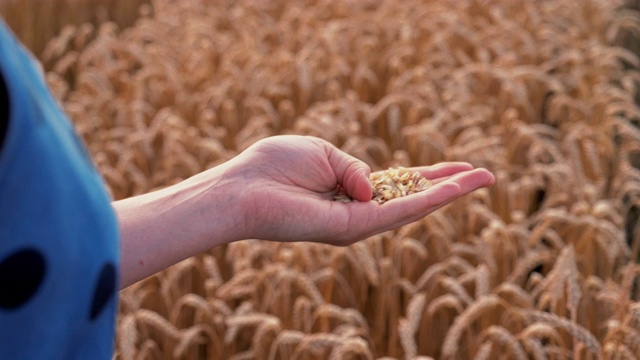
(404, 168, 494, 213)
(452, 168, 496, 192)
(369, 162, 475, 186)
(409, 162, 475, 179)
(324, 142, 372, 202)
(370, 162, 474, 181)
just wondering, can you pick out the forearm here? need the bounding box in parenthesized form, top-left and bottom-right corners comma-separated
(113, 166, 244, 288)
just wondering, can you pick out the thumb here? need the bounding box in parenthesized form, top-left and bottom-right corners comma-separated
(325, 144, 372, 202)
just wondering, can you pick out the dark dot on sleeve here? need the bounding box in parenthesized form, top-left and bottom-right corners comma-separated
(89, 263, 117, 321)
(0, 249, 46, 309)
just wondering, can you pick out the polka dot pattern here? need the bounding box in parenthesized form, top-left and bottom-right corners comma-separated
(0, 249, 46, 309)
(89, 263, 116, 320)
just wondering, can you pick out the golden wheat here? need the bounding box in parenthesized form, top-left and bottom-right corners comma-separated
(8, 0, 639, 358)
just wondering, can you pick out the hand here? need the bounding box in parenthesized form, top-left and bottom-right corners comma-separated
(115, 135, 495, 286)
(223, 135, 495, 245)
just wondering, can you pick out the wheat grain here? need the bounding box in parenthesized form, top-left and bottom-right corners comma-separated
(333, 167, 431, 204)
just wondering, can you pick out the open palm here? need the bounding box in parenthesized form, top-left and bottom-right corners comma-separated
(223, 136, 495, 245)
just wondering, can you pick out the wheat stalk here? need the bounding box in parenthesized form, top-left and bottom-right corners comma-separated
(471, 342, 493, 360)
(117, 314, 137, 360)
(398, 293, 426, 358)
(442, 295, 502, 359)
(520, 309, 601, 355)
(480, 325, 528, 360)
(328, 337, 374, 360)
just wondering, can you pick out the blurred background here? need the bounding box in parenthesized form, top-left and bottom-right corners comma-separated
(0, 0, 149, 57)
(2, 1, 640, 359)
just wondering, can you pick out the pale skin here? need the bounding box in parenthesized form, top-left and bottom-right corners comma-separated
(114, 135, 496, 288)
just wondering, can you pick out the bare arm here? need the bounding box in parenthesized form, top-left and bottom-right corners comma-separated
(113, 162, 244, 288)
(114, 135, 495, 288)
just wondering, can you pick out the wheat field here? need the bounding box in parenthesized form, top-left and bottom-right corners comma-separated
(5, 0, 640, 358)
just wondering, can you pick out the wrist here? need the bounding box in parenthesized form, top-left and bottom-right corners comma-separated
(172, 167, 246, 245)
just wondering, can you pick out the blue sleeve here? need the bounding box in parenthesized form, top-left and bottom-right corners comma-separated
(0, 20, 120, 359)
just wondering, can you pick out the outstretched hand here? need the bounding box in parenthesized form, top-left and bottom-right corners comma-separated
(221, 135, 495, 245)
(116, 135, 495, 286)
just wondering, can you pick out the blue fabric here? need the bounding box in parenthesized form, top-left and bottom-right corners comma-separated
(0, 21, 119, 359)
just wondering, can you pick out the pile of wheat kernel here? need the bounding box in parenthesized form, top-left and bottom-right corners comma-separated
(334, 167, 432, 204)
